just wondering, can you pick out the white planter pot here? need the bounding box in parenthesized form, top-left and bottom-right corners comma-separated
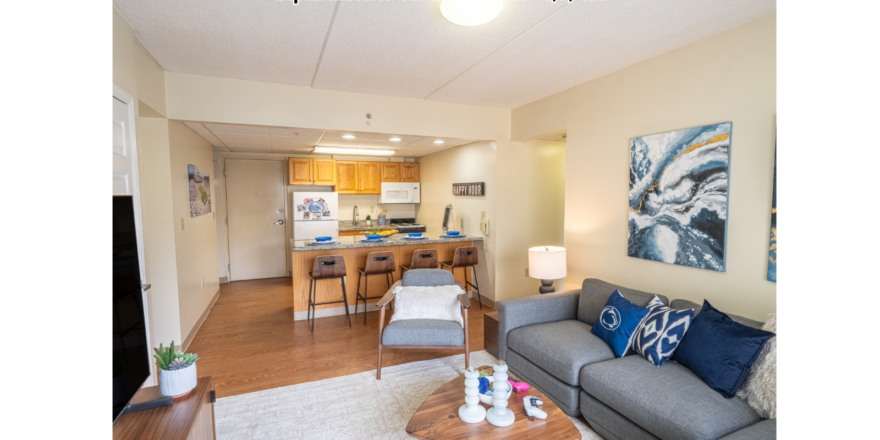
(159, 363, 197, 397)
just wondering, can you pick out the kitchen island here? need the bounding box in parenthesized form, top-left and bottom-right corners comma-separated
(290, 233, 483, 320)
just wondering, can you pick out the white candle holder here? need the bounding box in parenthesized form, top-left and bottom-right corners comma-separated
(458, 367, 486, 423)
(486, 361, 515, 427)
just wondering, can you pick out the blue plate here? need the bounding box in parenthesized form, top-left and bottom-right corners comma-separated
(359, 238, 385, 243)
(402, 236, 428, 240)
(308, 241, 339, 246)
(440, 234, 467, 239)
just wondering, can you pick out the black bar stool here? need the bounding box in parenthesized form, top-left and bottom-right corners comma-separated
(356, 251, 396, 324)
(307, 255, 351, 332)
(400, 249, 439, 277)
(440, 246, 482, 309)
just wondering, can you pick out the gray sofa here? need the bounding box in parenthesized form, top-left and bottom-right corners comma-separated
(498, 278, 775, 440)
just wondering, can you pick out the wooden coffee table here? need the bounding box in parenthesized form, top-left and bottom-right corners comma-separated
(406, 365, 581, 439)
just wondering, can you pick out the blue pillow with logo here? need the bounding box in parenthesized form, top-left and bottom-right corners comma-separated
(633, 296, 694, 367)
(672, 300, 775, 398)
(590, 290, 652, 358)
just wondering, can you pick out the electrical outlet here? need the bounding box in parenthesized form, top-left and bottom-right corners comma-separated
(180, 218, 185, 230)
(370, 206, 375, 213)
(525, 268, 529, 277)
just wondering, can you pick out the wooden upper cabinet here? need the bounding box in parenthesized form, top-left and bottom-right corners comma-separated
(335, 161, 359, 194)
(312, 158, 336, 185)
(380, 163, 401, 182)
(359, 162, 382, 194)
(400, 163, 420, 182)
(289, 158, 313, 185)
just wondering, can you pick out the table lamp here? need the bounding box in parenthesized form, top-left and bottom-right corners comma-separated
(528, 246, 567, 294)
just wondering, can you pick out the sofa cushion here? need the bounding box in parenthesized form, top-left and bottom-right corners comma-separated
(672, 301, 775, 398)
(670, 299, 764, 329)
(507, 320, 613, 386)
(580, 356, 762, 440)
(507, 350, 582, 417)
(591, 290, 652, 358)
(579, 279, 668, 326)
(381, 319, 463, 346)
(580, 390, 660, 440)
(718, 419, 776, 440)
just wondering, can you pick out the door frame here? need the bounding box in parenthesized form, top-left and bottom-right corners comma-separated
(113, 83, 154, 386)
(220, 157, 291, 281)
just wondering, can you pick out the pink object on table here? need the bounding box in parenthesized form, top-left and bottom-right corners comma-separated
(508, 379, 530, 393)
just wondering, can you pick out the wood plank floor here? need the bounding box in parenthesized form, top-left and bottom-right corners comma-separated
(188, 277, 493, 398)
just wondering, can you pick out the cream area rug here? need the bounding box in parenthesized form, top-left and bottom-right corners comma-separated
(215, 350, 602, 439)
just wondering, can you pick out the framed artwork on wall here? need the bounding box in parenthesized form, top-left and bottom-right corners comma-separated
(627, 122, 732, 271)
(188, 164, 212, 217)
(767, 148, 777, 282)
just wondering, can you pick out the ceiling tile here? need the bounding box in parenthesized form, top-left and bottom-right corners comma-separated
(313, 1, 564, 98)
(193, 131, 226, 147)
(203, 123, 268, 136)
(271, 136, 318, 149)
(227, 145, 273, 154)
(184, 121, 207, 132)
(215, 133, 271, 148)
(430, 0, 776, 108)
(113, 0, 336, 86)
(268, 127, 324, 138)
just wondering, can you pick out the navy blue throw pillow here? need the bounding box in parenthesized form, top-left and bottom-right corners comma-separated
(590, 290, 652, 358)
(672, 300, 775, 398)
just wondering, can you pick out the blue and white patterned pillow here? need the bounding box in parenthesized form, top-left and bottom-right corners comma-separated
(633, 296, 694, 367)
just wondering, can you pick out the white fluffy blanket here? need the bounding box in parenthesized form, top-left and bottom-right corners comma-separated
(737, 313, 777, 419)
(388, 282, 464, 328)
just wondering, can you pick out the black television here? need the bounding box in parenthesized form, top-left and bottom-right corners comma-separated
(112, 196, 151, 420)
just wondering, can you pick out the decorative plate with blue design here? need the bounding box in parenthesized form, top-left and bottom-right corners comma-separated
(307, 201, 326, 213)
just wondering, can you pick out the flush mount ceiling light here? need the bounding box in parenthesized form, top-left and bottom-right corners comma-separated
(341, 134, 356, 139)
(433, 140, 445, 144)
(389, 137, 402, 142)
(313, 146, 394, 156)
(441, 0, 503, 27)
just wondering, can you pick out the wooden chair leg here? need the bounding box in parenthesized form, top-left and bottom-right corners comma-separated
(341, 277, 352, 328)
(355, 272, 362, 317)
(307, 278, 313, 321)
(472, 266, 482, 309)
(310, 279, 317, 333)
(377, 306, 386, 380)
(363, 274, 369, 325)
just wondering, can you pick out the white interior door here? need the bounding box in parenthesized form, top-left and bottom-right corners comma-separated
(226, 159, 288, 281)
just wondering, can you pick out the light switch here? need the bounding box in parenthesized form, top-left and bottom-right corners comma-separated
(481, 211, 486, 220)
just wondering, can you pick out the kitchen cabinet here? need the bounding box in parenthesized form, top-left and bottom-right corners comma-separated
(313, 158, 337, 185)
(289, 158, 337, 186)
(380, 163, 401, 182)
(336, 161, 359, 194)
(289, 158, 313, 185)
(359, 162, 382, 194)
(400, 163, 420, 182)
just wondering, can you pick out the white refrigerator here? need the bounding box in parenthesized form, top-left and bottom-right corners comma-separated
(293, 191, 339, 241)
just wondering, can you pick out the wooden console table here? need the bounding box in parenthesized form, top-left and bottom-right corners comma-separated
(113, 376, 215, 440)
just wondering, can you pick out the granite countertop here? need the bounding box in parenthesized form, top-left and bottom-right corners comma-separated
(338, 220, 396, 232)
(291, 232, 483, 251)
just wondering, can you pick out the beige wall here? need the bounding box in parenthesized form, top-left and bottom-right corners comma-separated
(417, 141, 498, 301)
(494, 140, 566, 301)
(511, 15, 777, 320)
(168, 121, 221, 342)
(114, 8, 183, 351)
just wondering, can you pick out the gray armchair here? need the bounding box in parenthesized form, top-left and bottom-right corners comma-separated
(375, 269, 471, 379)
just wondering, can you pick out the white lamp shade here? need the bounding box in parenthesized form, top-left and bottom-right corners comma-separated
(528, 246, 567, 280)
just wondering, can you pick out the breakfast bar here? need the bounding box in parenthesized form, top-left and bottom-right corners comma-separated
(290, 233, 484, 320)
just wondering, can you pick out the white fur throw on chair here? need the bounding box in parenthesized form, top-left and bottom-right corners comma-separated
(388, 283, 464, 328)
(737, 313, 777, 419)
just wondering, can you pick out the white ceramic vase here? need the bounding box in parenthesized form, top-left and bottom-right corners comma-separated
(459, 367, 487, 423)
(486, 361, 515, 427)
(159, 363, 197, 397)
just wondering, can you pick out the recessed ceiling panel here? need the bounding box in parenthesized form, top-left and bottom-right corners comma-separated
(430, 0, 777, 108)
(214, 133, 271, 148)
(203, 123, 268, 136)
(113, 0, 336, 86)
(312, 1, 564, 98)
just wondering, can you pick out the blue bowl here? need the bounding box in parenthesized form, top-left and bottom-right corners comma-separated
(365, 234, 382, 240)
(445, 231, 460, 236)
(315, 236, 332, 242)
(407, 232, 422, 237)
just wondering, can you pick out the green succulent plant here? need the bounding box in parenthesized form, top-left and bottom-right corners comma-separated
(153, 341, 199, 371)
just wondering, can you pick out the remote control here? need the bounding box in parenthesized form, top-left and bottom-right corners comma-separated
(524, 397, 547, 419)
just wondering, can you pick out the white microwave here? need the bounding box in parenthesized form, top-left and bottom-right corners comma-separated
(380, 182, 420, 204)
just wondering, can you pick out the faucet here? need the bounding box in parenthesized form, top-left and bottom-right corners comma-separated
(353, 205, 359, 225)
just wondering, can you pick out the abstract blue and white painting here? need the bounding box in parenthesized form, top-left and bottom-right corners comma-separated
(767, 149, 777, 282)
(628, 122, 731, 271)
